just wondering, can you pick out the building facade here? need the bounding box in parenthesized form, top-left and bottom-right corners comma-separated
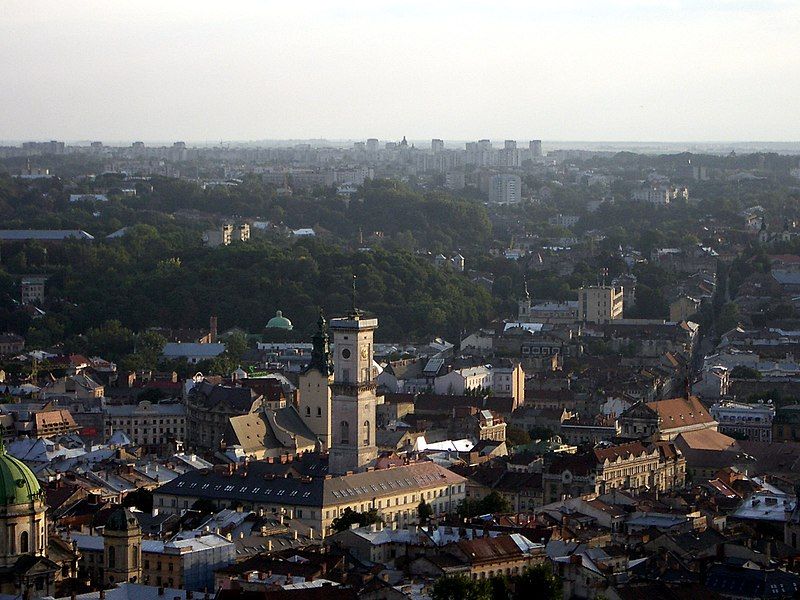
(578, 285, 624, 323)
(105, 401, 187, 452)
(297, 312, 334, 450)
(710, 401, 774, 442)
(329, 312, 379, 475)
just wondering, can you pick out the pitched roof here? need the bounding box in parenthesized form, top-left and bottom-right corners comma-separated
(646, 396, 715, 429)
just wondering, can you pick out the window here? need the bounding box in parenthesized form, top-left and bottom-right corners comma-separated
(363, 421, 370, 446)
(306, 406, 311, 417)
(108, 546, 116, 569)
(133, 546, 138, 568)
(20, 531, 28, 553)
(317, 407, 322, 417)
(340, 421, 350, 445)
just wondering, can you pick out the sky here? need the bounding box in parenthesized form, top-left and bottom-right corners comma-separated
(2, 0, 799, 143)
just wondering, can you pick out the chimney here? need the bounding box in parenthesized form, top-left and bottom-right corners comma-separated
(210, 316, 218, 343)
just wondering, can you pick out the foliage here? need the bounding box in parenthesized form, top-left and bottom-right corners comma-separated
(513, 564, 562, 600)
(505, 425, 532, 447)
(458, 491, 512, 518)
(417, 500, 433, 525)
(730, 365, 762, 380)
(431, 565, 561, 600)
(331, 507, 381, 533)
(122, 488, 154, 513)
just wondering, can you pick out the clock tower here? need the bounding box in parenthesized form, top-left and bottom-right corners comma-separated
(328, 310, 378, 475)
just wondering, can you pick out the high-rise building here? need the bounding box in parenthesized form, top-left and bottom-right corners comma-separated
(366, 138, 379, 153)
(530, 139, 542, 158)
(328, 311, 379, 475)
(298, 311, 334, 450)
(489, 174, 522, 204)
(578, 285, 624, 323)
(504, 140, 517, 150)
(431, 138, 444, 153)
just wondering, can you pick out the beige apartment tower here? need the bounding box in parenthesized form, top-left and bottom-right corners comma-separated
(579, 285, 624, 323)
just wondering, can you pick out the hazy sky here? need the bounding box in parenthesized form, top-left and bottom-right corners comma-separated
(2, 0, 799, 143)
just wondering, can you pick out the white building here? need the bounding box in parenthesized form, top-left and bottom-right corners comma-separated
(434, 366, 492, 395)
(489, 174, 521, 204)
(710, 401, 775, 442)
(631, 185, 689, 205)
(161, 342, 226, 364)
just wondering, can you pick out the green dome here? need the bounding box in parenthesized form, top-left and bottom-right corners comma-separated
(0, 441, 42, 506)
(266, 310, 293, 330)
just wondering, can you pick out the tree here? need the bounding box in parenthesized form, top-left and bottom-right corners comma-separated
(191, 497, 217, 516)
(222, 331, 249, 362)
(717, 302, 741, 335)
(122, 488, 153, 513)
(431, 575, 491, 600)
(458, 491, 512, 518)
(512, 564, 562, 600)
(505, 425, 531, 448)
(331, 507, 380, 533)
(730, 365, 761, 380)
(417, 500, 433, 525)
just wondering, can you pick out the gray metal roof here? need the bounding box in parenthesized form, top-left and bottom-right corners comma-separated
(0, 229, 94, 240)
(155, 460, 464, 508)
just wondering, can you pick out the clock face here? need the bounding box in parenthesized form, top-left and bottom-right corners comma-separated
(360, 346, 368, 359)
(341, 348, 351, 359)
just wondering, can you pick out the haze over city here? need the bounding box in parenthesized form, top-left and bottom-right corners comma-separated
(6, 2, 800, 600)
(3, 0, 800, 142)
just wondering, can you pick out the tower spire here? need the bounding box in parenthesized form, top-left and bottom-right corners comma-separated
(350, 274, 361, 319)
(310, 308, 333, 376)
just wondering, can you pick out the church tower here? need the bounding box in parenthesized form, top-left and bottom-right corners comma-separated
(102, 507, 142, 586)
(329, 310, 378, 475)
(298, 310, 334, 450)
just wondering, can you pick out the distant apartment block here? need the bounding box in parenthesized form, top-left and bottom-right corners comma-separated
(631, 185, 689, 205)
(445, 171, 466, 190)
(203, 223, 250, 247)
(0, 333, 24, 355)
(20, 276, 47, 305)
(579, 285, 624, 323)
(489, 174, 522, 204)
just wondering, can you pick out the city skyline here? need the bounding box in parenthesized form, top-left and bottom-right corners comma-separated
(3, 0, 800, 142)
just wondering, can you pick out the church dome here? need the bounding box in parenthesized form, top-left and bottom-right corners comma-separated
(0, 442, 42, 506)
(266, 310, 293, 330)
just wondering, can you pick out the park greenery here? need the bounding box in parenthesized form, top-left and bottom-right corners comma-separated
(3, 150, 800, 369)
(430, 564, 562, 600)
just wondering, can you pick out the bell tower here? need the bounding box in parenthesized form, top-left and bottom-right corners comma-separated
(102, 507, 142, 586)
(298, 310, 334, 450)
(329, 309, 378, 475)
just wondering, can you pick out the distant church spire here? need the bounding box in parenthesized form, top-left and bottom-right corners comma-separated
(310, 309, 333, 376)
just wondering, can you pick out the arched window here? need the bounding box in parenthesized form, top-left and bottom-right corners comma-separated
(317, 407, 322, 417)
(20, 531, 29, 553)
(108, 546, 116, 569)
(340, 421, 349, 445)
(132, 546, 138, 568)
(306, 406, 311, 417)
(363, 421, 370, 446)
